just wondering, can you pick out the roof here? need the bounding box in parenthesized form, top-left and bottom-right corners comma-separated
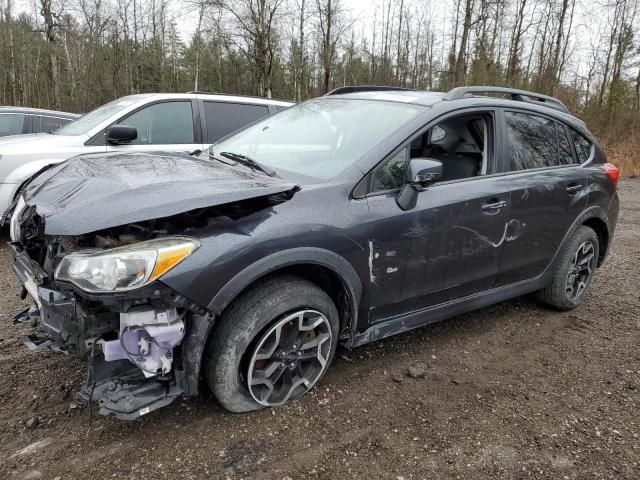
(118, 92, 293, 107)
(323, 85, 585, 125)
(0, 106, 79, 118)
(324, 89, 446, 107)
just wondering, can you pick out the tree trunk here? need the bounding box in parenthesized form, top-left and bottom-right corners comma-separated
(296, 0, 305, 101)
(506, 0, 526, 84)
(395, 0, 404, 82)
(41, 0, 60, 109)
(7, 0, 18, 105)
(453, 0, 474, 85)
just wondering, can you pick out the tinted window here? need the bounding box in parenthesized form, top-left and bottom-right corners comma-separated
(555, 122, 574, 165)
(570, 129, 594, 163)
(32, 115, 72, 133)
(506, 112, 559, 170)
(118, 101, 194, 144)
(0, 113, 26, 136)
(204, 102, 269, 142)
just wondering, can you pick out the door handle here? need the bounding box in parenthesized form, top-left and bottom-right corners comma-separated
(481, 199, 507, 213)
(566, 184, 584, 194)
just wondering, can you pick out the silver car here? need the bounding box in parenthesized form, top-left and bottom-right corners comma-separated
(0, 107, 79, 136)
(0, 93, 292, 217)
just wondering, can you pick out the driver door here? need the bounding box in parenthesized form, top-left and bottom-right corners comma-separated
(363, 109, 514, 324)
(106, 100, 204, 154)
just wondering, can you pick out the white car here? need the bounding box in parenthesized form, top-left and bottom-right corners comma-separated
(0, 92, 292, 217)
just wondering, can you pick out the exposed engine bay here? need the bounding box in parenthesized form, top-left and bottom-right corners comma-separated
(11, 209, 205, 419)
(10, 186, 297, 420)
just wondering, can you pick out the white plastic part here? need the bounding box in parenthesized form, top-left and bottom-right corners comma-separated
(102, 307, 185, 378)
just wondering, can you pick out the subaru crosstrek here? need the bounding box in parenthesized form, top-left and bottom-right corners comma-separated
(8, 86, 620, 419)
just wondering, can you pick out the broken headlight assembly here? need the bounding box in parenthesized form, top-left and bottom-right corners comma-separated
(55, 237, 199, 292)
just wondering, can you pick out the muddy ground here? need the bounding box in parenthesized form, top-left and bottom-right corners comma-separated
(0, 180, 639, 480)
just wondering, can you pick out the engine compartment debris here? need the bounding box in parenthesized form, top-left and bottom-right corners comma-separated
(7, 153, 301, 420)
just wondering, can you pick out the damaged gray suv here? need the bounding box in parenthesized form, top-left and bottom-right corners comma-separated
(9, 86, 620, 420)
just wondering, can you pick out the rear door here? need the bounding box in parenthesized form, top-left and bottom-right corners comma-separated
(200, 101, 271, 144)
(107, 99, 203, 154)
(495, 110, 588, 286)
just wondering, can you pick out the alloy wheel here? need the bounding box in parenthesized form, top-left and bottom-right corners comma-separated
(565, 240, 595, 301)
(247, 309, 332, 406)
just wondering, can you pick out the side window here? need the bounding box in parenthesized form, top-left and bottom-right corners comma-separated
(32, 115, 71, 133)
(0, 113, 27, 136)
(372, 148, 408, 191)
(371, 112, 493, 192)
(505, 112, 558, 170)
(204, 102, 269, 142)
(570, 128, 594, 164)
(555, 122, 574, 165)
(118, 101, 194, 145)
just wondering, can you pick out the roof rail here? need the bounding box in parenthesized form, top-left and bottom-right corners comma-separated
(444, 86, 569, 113)
(326, 85, 417, 96)
(186, 91, 293, 103)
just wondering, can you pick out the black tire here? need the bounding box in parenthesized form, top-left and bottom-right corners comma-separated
(205, 275, 339, 412)
(535, 225, 599, 311)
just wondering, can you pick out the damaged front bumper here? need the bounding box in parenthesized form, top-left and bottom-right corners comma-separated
(11, 243, 211, 421)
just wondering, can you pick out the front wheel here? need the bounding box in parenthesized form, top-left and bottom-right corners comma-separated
(206, 275, 339, 412)
(536, 225, 599, 311)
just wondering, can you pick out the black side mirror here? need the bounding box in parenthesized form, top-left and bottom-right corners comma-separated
(107, 124, 137, 145)
(396, 157, 443, 211)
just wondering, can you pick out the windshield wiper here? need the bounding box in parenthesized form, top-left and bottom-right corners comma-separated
(219, 151, 278, 177)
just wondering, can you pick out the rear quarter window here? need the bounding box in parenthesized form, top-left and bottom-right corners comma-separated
(570, 128, 595, 164)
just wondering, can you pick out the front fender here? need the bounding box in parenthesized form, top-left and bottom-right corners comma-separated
(207, 246, 363, 319)
(0, 161, 61, 223)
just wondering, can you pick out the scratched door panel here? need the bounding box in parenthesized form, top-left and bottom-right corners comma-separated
(495, 166, 588, 286)
(364, 192, 413, 321)
(365, 174, 513, 324)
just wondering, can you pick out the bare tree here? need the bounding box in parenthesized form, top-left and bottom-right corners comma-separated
(39, 0, 61, 108)
(223, 0, 285, 98)
(316, 0, 349, 93)
(452, 0, 475, 85)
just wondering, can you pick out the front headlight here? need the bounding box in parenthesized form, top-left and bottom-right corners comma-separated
(55, 237, 199, 292)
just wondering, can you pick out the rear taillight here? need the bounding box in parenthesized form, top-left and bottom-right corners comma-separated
(603, 162, 620, 190)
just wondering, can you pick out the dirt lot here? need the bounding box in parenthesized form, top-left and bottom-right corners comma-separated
(0, 180, 638, 480)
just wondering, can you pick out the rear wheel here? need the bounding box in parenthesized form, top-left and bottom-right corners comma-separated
(206, 275, 339, 412)
(536, 225, 599, 311)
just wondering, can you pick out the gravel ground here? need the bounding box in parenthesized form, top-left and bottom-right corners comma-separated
(0, 180, 639, 480)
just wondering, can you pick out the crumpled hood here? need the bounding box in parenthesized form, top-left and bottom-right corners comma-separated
(23, 152, 299, 235)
